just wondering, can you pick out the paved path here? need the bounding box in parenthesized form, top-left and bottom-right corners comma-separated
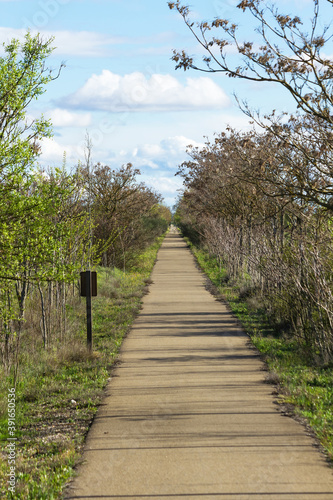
(66, 230, 333, 499)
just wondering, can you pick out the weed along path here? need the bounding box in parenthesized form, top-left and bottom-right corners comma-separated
(65, 230, 333, 500)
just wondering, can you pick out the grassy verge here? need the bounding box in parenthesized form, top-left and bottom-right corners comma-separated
(186, 239, 333, 464)
(0, 234, 165, 499)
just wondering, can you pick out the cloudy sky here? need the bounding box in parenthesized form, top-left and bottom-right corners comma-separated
(0, 0, 330, 206)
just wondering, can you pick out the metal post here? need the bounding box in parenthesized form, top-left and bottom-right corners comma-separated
(86, 270, 92, 351)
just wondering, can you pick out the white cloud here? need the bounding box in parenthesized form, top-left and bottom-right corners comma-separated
(51, 31, 125, 57)
(37, 133, 202, 204)
(62, 70, 230, 112)
(0, 27, 178, 58)
(139, 173, 184, 207)
(0, 27, 126, 57)
(46, 108, 92, 127)
(38, 135, 188, 205)
(144, 175, 183, 194)
(155, 177, 184, 207)
(39, 137, 76, 162)
(132, 135, 204, 169)
(161, 135, 203, 155)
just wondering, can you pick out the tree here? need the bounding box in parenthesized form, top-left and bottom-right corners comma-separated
(169, 0, 333, 213)
(169, 0, 333, 362)
(176, 126, 333, 363)
(0, 32, 63, 283)
(168, 0, 333, 123)
(0, 32, 64, 376)
(82, 163, 166, 268)
(0, 32, 64, 285)
(0, 32, 63, 208)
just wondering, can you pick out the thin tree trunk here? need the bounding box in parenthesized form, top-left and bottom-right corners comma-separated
(38, 282, 48, 348)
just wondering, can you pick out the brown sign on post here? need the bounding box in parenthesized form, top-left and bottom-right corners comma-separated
(80, 271, 97, 297)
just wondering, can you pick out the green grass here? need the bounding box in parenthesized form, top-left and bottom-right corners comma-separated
(0, 234, 165, 499)
(186, 238, 333, 464)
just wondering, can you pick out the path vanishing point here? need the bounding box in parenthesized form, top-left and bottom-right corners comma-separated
(65, 229, 333, 500)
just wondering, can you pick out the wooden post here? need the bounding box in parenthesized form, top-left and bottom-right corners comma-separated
(80, 271, 97, 351)
(86, 270, 92, 351)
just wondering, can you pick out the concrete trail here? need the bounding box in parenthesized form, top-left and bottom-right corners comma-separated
(65, 230, 333, 500)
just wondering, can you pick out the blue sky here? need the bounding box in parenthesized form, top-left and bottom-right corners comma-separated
(0, 0, 330, 207)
